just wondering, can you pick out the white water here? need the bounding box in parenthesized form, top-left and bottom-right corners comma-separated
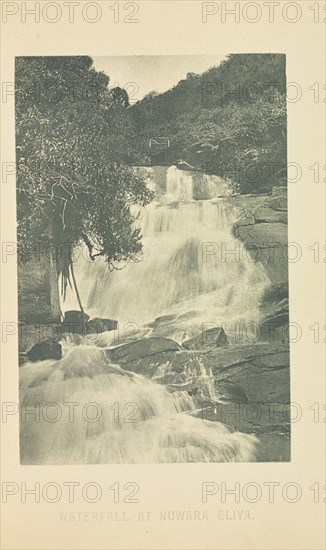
(20, 346, 257, 464)
(20, 166, 270, 464)
(64, 165, 270, 344)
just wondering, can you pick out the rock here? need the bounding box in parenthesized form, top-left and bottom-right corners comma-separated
(148, 314, 178, 327)
(18, 323, 61, 354)
(234, 223, 288, 284)
(232, 214, 255, 235)
(106, 337, 181, 365)
(176, 160, 194, 171)
(234, 221, 287, 244)
(251, 351, 289, 369)
(27, 340, 62, 362)
(231, 367, 290, 404)
(259, 284, 289, 342)
(177, 310, 198, 321)
(272, 186, 287, 197)
(19, 353, 28, 366)
(261, 283, 288, 305)
(210, 347, 290, 404)
(62, 310, 90, 335)
(182, 327, 230, 350)
(155, 314, 178, 324)
(264, 195, 287, 211)
(217, 381, 249, 403)
(254, 206, 287, 224)
(63, 310, 90, 323)
(259, 304, 289, 343)
(86, 318, 118, 334)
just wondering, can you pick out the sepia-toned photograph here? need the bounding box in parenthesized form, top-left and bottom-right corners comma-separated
(16, 54, 290, 464)
(1, 2, 325, 549)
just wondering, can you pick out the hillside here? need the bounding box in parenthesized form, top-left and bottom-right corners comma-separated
(131, 54, 287, 194)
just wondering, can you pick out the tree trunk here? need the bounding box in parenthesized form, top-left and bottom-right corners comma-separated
(48, 218, 62, 322)
(69, 260, 86, 333)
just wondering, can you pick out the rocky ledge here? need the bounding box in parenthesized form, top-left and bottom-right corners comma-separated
(104, 335, 290, 462)
(230, 186, 288, 285)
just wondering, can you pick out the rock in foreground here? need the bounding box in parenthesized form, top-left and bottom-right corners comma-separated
(106, 337, 181, 364)
(87, 317, 118, 334)
(62, 311, 117, 335)
(61, 310, 90, 335)
(182, 327, 230, 350)
(27, 340, 62, 362)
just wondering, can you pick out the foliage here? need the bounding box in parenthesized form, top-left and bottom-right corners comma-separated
(16, 56, 154, 293)
(132, 54, 287, 193)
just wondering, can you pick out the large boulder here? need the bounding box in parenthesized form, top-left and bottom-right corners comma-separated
(63, 310, 90, 323)
(86, 318, 118, 334)
(27, 340, 62, 362)
(106, 337, 181, 365)
(61, 310, 90, 335)
(182, 327, 230, 350)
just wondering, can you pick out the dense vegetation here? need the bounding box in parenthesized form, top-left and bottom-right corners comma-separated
(16, 56, 153, 296)
(131, 54, 287, 193)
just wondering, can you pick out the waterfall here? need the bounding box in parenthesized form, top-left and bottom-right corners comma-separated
(64, 166, 270, 343)
(20, 166, 269, 464)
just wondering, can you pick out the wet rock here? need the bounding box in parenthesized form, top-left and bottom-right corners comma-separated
(18, 323, 61, 354)
(148, 314, 179, 327)
(232, 214, 255, 235)
(182, 327, 230, 350)
(261, 283, 288, 305)
(27, 340, 62, 362)
(86, 318, 118, 334)
(63, 310, 90, 323)
(254, 206, 287, 224)
(217, 381, 249, 404)
(177, 310, 198, 321)
(106, 337, 181, 365)
(234, 223, 288, 284)
(234, 221, 287, 243)
(259, 284, 289, 342)
(19, 353, 28, 366)
(259, 305, 289, 343)
(61, 310, 90, 335)
(264, 194, 287, 211)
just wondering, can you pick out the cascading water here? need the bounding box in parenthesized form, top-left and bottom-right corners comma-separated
(20, 166, 270, 464)
(20, 345, 257, 464)
(65, 165, 270, 344)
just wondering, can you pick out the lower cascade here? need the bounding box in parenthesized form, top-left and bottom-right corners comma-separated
(20, 166, 269, 464)
(20, 346, 257, 464)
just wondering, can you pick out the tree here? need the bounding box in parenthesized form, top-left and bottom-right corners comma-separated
(16, 56, 154, 315)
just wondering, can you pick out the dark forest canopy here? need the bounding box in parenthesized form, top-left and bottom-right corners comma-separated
(16, 56, 154, 291)
(131, 54, 287, 193)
